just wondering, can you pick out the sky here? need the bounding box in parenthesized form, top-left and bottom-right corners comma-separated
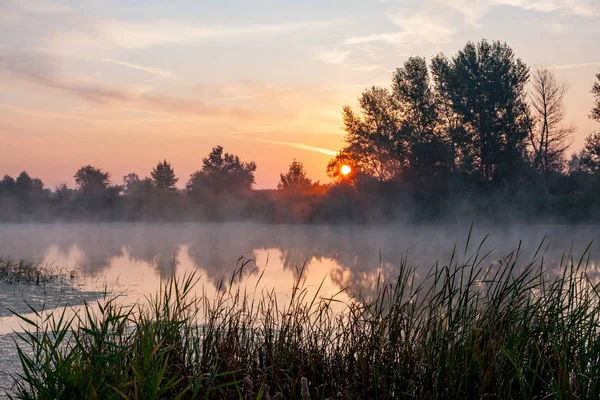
(1, 0, 599, 189)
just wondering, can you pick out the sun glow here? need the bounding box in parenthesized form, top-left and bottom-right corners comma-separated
(341, 165, 352, 176)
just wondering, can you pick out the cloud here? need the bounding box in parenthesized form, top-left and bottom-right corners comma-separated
(0, 51, 250, 119)
(244, 137, 338, 156)
(10, 0, 72, 15)
(444, 0, 599, 26)
(317, 49, 351, 65)
(315, 48, 380, 71)
(551, 61, 600, 69)
(98, 58, 180, 81)
(344, 8, 455, 47)
(46, 18, 346, 52)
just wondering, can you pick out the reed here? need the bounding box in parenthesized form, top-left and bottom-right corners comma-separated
(8, 240, 600, 399)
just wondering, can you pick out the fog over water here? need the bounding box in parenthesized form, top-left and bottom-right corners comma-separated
(1, 223, 599, 302)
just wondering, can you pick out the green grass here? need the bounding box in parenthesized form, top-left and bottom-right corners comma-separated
(7, 239, 600, 399)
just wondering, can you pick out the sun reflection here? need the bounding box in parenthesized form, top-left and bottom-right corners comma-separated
(341, 165, 352, 176)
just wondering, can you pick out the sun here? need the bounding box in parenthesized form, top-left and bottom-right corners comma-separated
(341, 165, 352, 176)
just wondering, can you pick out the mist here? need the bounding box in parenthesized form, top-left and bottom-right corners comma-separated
(2, 222, 598, 299)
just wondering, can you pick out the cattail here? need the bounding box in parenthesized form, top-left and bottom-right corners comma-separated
(301, 377, 310, 400)
(262, 384, 272, 400)
(244, 376, 254, 400)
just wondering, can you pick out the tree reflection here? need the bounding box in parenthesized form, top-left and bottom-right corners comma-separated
(1, 224, 599, 296)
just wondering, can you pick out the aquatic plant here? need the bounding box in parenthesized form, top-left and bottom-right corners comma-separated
(8, 239, 600, 399)
(0, 259, 70, 285)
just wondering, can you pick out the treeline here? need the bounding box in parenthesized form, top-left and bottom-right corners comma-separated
(2, 39, 600, 223)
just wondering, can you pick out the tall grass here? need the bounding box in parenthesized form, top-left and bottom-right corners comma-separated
(8, 240, 600, 399)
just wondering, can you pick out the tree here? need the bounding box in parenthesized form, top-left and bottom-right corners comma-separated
(74, 165, 111, 197)
(392, 57, 438, 141)
(529, 67, 574, 176)
(151, 160, 178, 191)
(278, 160, 313, 190)
(0, 175, 16, 196)
(123, 173, 153, 197)
(186, 146, 257, 196)
(580, 131, 600, 173)
(14, 171, 45, 203)
(392, 56, 453, 175)
(591, 71, 600, 122)
(329, 87, 403, 182)
(431, 40, 532, 182)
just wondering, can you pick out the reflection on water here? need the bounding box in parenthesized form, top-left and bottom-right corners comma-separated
(1, 223, 599, 299)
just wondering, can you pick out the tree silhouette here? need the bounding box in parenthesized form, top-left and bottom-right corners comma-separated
(74, 165, 111, 197)
(330, 87, 403, 182)
(431, 40, 531, 182)
(151, 160, 178, 191)
(0, 175, 16, 196)
(392, 56, 453, 176)
(591, 71, 600, 122)
(529, 67, 574, 177)
(186, 146, 257, 197)
(580, 132, 600, 173)
(278, 159, 313, 190)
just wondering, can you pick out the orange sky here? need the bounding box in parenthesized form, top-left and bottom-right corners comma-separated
(1, 0, 599, 189)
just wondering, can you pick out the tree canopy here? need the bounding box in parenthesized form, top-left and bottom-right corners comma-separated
(278, 160, 313, 190)
(186, 146, 257, 197)
(151, 160, 178, 191)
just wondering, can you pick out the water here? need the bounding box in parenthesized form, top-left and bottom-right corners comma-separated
(1, 223, 599, 321)
(0, 223, 599, 394)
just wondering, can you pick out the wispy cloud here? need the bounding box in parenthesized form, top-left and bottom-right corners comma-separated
(10, 0, 72, 15)
(445, 0, 599, 27)
(551, 61, 600, 69)
(344, 8, 455, 46)
(315, 48, 380, 71)
(46, 18, 346, 53)
(0, 51, 250, 119)
(98, 58, 180, 81)
(317, 49, 351, 65)
(244, 137, 338, 156)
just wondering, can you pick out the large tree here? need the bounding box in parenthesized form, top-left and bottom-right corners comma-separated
(529, 67, 574, 176)
(186, 146, 256, 196)
(151, 160, 178, 191)
(393, 56, 453, 175)
(431, 40, 532, 182)
(328, 87, 403, 182)
(278, 159, 313, 190)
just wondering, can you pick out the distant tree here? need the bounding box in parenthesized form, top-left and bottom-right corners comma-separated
(123, 173, 141, 192)
(74, 165, 111, 197)
(431, 40, 532, 182)
(329, 87, 403, 182)
(0, 175, 16, 196)
(151, 160, 178, 191)
(15, 171, 44, 201)
(15, 171, 38, 193)
(580, 131, 600, 173)
(567, 151, 587, 175)
(53, 183, 74, 201)
(591, 71, 600, 122)
(123, 173, 153, 197)
(278, 160, 313, 190)
(529, 67, 574, 177)
(186, 146, 256, 196)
